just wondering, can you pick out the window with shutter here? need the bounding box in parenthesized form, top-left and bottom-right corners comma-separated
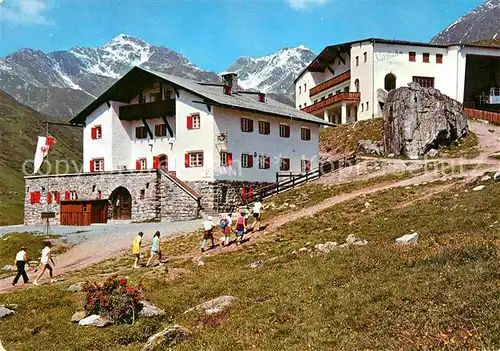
(258, 154, 271, 169)
(220, 152, 229, 166)
(242, 153, 254, 168)
(95, 125, 102, 139)
(135, 127, 148, 139)
(280, 125, 290, 138)
(423, 53, 430, 63)
(258, 121, 270, 135)
(301, 159, 311, 172)
(155, 124, 167, 137)
(301, 127, 311, 141)
(187, 152, 204, 167)
(241, 118, 253, 132)
(34, 191, 41, 204)
(436, 54, 443, 64)
(280, 158, 290, 171)
(409, 52, 416, 62)
(64, 191, 70, 200)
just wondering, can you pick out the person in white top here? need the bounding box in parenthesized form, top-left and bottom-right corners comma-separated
(12, 246, 29, 286)
(251, 199, 263, 232)
(201, 216, 216, 252)
(33, 241, 56, 285)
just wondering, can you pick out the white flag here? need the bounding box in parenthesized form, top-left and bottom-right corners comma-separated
(33, 136, 54, 174)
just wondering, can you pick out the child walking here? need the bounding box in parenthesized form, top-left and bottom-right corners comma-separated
(201, 216, 216, 252)
(146, 231, 164, 267)
(33, 241, 56, 285)
(235, 212, 246, 245)
(220, 213, 233, 246)
(132, 232, 144, 268)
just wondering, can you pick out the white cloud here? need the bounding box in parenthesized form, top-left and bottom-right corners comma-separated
(288, 0, 327, 10)
(1, 0, 54, 25)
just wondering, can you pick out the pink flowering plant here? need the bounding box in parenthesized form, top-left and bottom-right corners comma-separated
(83, 275, 144, 324)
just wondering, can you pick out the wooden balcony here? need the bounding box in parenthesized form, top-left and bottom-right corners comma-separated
(309, 71, 351, 97)
(302, 92, 360, 113)
(119, 100, 175, 120)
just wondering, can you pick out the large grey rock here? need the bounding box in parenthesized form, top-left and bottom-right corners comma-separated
(78, 314, 111, 327)
(383, 83, 468, 158)
(142, 325, 191, 351)
(184, 296, 236, 315)
(71, 311, 87, 323)
(67, 282, 86, 292)
(0, 306, 14, 318)
(357, 140, 383, 155)
(396, 232, 419, 245)
(138, 301, 166, 318)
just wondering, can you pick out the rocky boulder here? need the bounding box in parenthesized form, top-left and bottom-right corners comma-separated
(138, 301, 166, 318)
(0, 306, 14, 318)
(357, 140, 383, 155)
(78, 314, 111, 327)
(382, 83, 468, 158)
(67, 282, 86, 292)
(184, 296, 236, 315)
(142, 325, 191, 351)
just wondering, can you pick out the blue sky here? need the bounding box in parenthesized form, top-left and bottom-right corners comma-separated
(0, 0, 484, 72)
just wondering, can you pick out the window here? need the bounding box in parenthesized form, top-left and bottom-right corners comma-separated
(135, 126, 148, 139)
(409, 51, 416, 62)
(241, 118, 254, 132)
(356, 56, 359, 66)
(301, 127, 311, 141)
(136, 158, 147, 170)
(187, 114, 201, 130)
(384, 73, 397, 91)
(241, 153, 254, 168)
(436, 54, 443, 64)
(185, 152, 204, 168)
(328, 93, 333, 98)
(279, 124, 290, 138)
(361, 103, 364, 112)
(301, 159, 311, 173)
(299, 104, 302, 109)
(304, 83, 306, 91)
(366, 101, 369, 110)
(413, 76, 435, 88)
(354, 79, 360, 93)
(258, 154, 271, 169)
(155, 124, 167, 137)
(364, 52, 367, 62)
(220, 151, 233, 166)
(140, 189, 146, 200)
(304, 102, 307, 107)
(280, 158, 290, 171)
(69, 191, 78, 200)
(29, 191, 41, 205)
(423, 53, 430, 63)
(258, 121, 270, 135)
(90, 158, 104, 172)
(91, 125, 102, 139)
(299, 86, 302, 94)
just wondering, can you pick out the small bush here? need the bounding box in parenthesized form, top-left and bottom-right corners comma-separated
(83, 275, 143, 324)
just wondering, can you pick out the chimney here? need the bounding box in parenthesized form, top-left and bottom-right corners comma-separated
(221, 72, 238, 95)
(258, 93, 266, 103)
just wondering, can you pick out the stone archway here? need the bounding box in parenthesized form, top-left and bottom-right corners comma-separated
(385, 73, 396, 91)
(109, 186, 132, 220)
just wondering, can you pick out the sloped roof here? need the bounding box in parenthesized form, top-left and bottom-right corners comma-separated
(69, 66, 332, 126)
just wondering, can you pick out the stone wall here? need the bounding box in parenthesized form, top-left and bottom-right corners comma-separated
(159, 176, 200, 221)
(187, 180, 271, 213)
(24, 170, 200, 226)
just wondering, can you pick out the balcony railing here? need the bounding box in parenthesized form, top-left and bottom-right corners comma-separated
(310, 71, 351, 97)
(302, 92, 360, 113)
(119, 100, 176, 120)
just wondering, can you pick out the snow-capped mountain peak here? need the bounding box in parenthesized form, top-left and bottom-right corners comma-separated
(431, 0, 500, 44)
(227, 45, 315, 97)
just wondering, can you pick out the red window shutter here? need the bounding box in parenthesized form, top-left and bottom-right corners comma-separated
(47, 192, 52, 204)
(91, 127, 96, 139)
(64, 191, 70, 200)
(55, 192, 60, 204)
(265, 156, 270, 169)
(200, 152, 204, 167)
(185, 153, 190, 168)
(90, 160, 95, 172)
(187, 116, 193, 129)
(136, 159, 141, 170)
(35, 192, 41, 204)
(248, 120, 254, 132)
(153, 157, 160, 169)
(248, 155, 254, 168)
(228, 153, 233, 166)
(30, 192, 35, 205)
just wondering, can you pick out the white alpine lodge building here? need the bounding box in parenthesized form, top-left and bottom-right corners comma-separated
(24, 37, 500, 226)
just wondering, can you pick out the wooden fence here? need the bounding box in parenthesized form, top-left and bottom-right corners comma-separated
(465, 108, 500, 126)
(241, 154, 356, 205)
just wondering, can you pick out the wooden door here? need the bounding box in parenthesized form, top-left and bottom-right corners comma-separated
(91, 201, 108, 224)
(119, 195, 131, 220)
(60, 202, 90, 226)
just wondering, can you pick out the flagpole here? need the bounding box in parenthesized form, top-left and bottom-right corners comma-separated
(46, 121, 50, 236)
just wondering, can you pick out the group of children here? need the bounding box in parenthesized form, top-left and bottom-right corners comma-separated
(11, 241, 56, 287)
(200, 199, 263, 253)
(132, 231, 165, 268)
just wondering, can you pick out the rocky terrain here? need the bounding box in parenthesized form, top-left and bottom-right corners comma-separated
(431, 0, 500, 44)
(0, 35, 313, 117)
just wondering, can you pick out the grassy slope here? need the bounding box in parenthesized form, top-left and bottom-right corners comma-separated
(0, 175, 498, 350)
(0, 91, 82, 225)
